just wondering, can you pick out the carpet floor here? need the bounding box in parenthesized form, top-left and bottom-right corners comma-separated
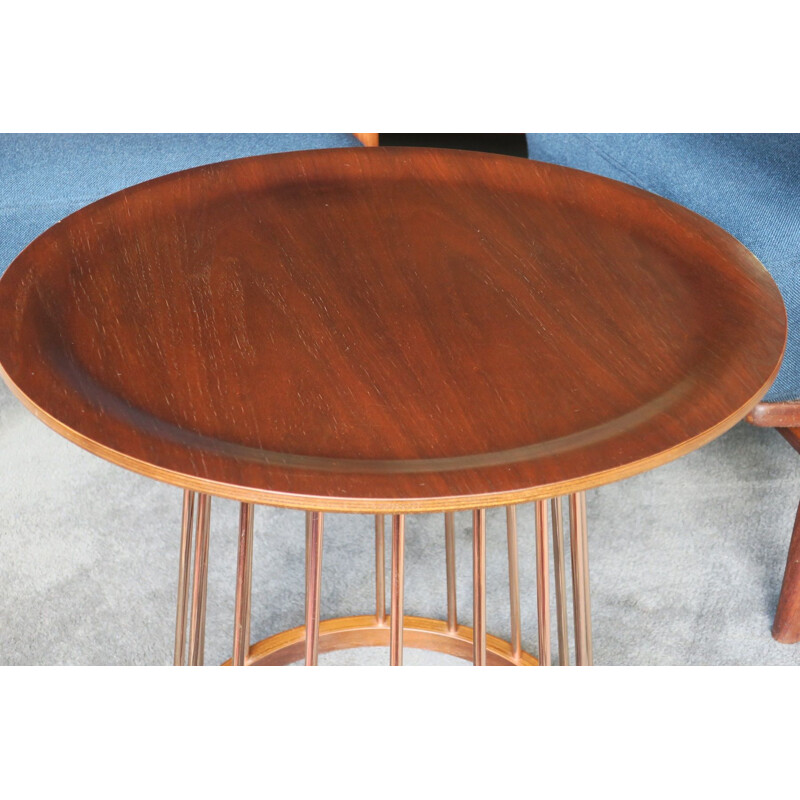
(1, 379, 799, 666)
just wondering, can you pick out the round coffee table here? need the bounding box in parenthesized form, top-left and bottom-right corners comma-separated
(0, 147, 786, 666)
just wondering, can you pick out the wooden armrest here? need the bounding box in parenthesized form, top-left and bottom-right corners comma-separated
(747, 401, 800, 427)
(354, 133, 379, 147)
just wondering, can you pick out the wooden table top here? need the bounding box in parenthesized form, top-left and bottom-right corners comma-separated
(0, 147, 786, 512)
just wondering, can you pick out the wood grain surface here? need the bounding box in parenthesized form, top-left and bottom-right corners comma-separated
(353, 133, 379, 147)
(770, 427, 800, 643)
(0, 147, 787, 512)
(747, 400, 800, 427)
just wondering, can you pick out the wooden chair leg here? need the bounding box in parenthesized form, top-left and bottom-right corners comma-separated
(773, 494, 800, 643)
(769, 428, 800, 643)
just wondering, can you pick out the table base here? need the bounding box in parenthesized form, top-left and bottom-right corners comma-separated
(172, 493, 594, 667)
(222, 615, 539, 666)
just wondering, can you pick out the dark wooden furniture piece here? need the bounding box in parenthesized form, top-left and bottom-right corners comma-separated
(354, 133, 528, 157)
(522, 130, 800, 645)
(354, 132, 379, 147)
(747, 406, 800, 641)
(0, 147, 786, 665)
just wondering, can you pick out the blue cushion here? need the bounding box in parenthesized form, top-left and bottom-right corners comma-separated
(0, 133, 359, 278)
(526, 134, 800, 403)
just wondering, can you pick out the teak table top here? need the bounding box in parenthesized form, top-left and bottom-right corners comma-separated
(0, 147, 787, 512)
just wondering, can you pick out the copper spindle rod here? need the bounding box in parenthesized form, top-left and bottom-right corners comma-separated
(375, 514, 386, 624)
(550, 497, 570, 666)
(188, 494, 211, 666)
(569, 493, 589, 665)
(196, 497, 212, 664)
(243, 504, 254, 655)
(233, 503, 255, 666)
(445, 512, 458, 633)
(304, 512, 311, 658)
(506, 506, 522, 661)
(580, 491, 593, 665)
(174, 490, 196, 666)
(535, 499, 552, 666)
(390, 514, 406, 666)
(305, 510, 311, 589)
(304, 511, 324, 666)
(473, 509, 487, 666)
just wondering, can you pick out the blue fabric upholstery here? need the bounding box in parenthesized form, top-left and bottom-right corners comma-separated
(526, 134, 800, 403)
(0, 133, 358, 278)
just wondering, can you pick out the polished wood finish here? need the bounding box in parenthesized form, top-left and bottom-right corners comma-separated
(773, 488, 800, 643)
(745, 399, 800, 643)
(354, 133, 379, 147)
(747, 401, 800, 428)
(222, 614, 539, 666)
(768, 426, 800, 643)
(0, 147, 786, 513)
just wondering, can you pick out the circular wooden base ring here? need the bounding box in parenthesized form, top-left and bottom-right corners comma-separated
(222, 614, 538, 666)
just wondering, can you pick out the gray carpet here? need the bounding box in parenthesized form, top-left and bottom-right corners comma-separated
(1, 378, 799, 666)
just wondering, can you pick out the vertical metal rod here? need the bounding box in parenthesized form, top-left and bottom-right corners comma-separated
(243, 504, 254, 655)
(188, 494, 211, 666)
(305, 511, 311, 592)
(197, 498, 211, 663)
(473, 509, 487, 666)
(535, 499, 552, 666)
(304, 511, 324, 666)
(580, 491, 593, 665)
(390, 514, 405, 666)
(506, 506, 522, 661)
(174, 490, 196, 666)
(375, 514, 386, 624)
(233, 503, 255, 666)
(445, 512, 458, 633)
(569, 493, 589, 666)
(550, 497, 570, 666)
